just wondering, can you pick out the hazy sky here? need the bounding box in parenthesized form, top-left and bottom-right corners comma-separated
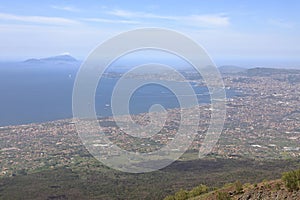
(0, 0, 299, 67)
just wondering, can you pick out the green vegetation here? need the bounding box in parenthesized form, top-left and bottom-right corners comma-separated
(174, 189, 188, 200)
(189, 184, 208, 197)
(163, 184, 208, 200)
(275, 182, 281, 191)
(165, 167, 300, 200)
(233, 180, 243, 194)
(216, 191, 231, 200)
(1, 155, 300, 199)
(282, 168, 300, 191)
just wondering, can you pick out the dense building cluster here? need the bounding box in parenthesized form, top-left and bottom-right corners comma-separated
(1, 69, 299, 176)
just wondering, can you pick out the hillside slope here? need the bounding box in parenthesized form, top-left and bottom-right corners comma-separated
(192, 180, 300, 200)
(165, 168, 300, 200)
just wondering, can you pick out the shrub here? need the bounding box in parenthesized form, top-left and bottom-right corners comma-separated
(234, 180, 243, 194)
(189, 184, 208, 197)
(216, 191, 231, 200)
(275, 182, 281, 191)
(282, 169, 300, 191)
(164, 184, 209, 200)
(164, 195, 175, 200)
(174, 189, 188, 200)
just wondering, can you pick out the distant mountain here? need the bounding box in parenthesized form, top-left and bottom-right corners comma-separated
(42, 55, 78, 62)
(23, 58, 42, 64)
(245, 67, 300, 76)
(24, 54, 78, 65)
(218, 66, 300, 76)
(218, 65, 248, 74)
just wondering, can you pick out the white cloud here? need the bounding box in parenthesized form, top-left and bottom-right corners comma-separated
(107, 9, 230, 28)
(107, 9, 138, 18)
(107, 9, 172, 19)
(0, 12, 79, 26)
(51, 5, 80, 12)
(184, 14, 229, 27)
(83, 18, 140, 24)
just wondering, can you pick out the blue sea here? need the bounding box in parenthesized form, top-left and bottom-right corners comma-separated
(0, 63, 240, 127)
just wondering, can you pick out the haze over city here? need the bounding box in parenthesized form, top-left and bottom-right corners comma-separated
(1, 1, 300, 199)
(0, 0, 299, 67)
